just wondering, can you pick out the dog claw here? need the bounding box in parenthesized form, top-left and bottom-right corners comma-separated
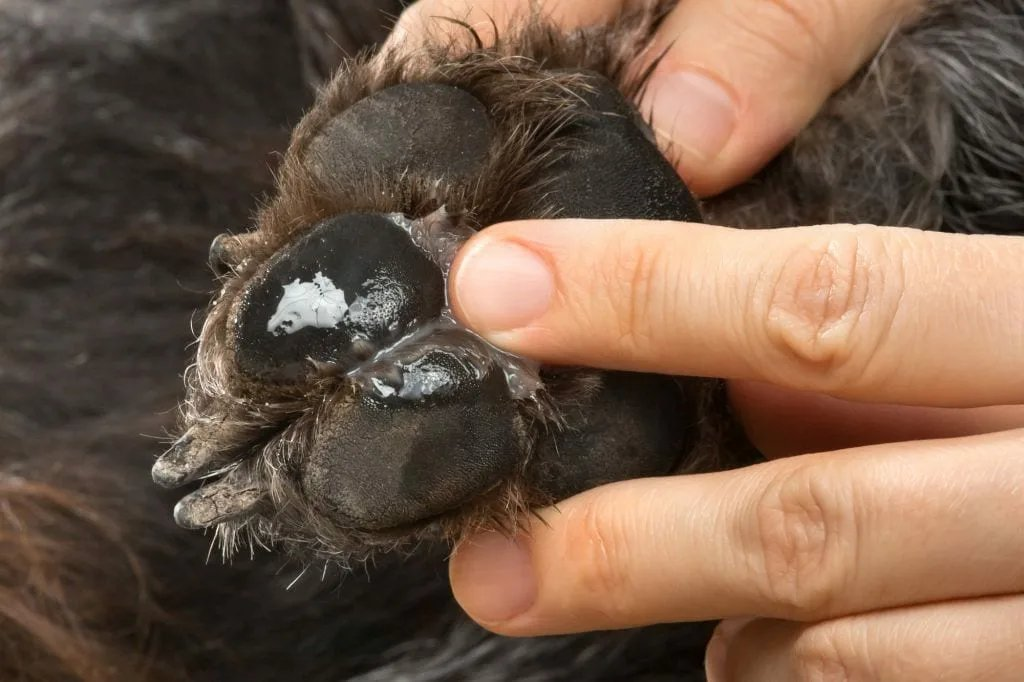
(152, 435, 234, 488)
(172, 467, 266, 530)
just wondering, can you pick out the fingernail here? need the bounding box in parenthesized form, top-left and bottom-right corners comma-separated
(704, 618, 750, 682)
(450, 532, 537, 624)
(644, 70, 738, 164)
(452, 240, 555, 332)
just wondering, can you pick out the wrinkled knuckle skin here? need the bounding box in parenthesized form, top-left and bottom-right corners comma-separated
(561, 497, 635, 617)
(747, 466, 854, 619)
(761, 229, 899, 392)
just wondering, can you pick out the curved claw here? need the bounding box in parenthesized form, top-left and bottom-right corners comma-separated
(172, 466, 266, 530)
(152, 435, 234, 489)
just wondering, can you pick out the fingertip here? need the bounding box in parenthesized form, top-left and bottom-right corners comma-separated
(448, 234, 556, 336)
(639, 66, 740, 195)
(636, 0, 919, 197)
(637, 52, 804, 197)
(449, 531, 538, 628)
(452, 217, 728, 374)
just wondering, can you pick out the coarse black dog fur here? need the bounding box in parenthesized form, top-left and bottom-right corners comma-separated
(1, 1, 1022, 680)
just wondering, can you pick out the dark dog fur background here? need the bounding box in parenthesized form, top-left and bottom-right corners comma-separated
(1, 1, 1021, 680)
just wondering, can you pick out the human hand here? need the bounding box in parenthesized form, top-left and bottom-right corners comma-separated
(445, 218, 1024, 679)
(387, 0, 922, 196)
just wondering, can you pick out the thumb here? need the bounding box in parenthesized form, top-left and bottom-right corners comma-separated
(640, 0, 921, 197)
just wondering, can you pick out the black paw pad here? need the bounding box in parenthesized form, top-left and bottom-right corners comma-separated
(530, 372, 698, 500)
(230, 213, 445, 382)
(307, 83, 493, 189)
(301, 365, 520, 530)
(514, 70, 702, 223)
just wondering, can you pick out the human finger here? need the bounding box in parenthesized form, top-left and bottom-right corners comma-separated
(639, 0, 921, 196)
(388, 0, 922, 198)
(386, 0, 621, 52)
(728, 380, 1024, 458)
(449, 428, 1024, 634)
(708, 594, 1024, 681)
(450, 219, 1024, 407)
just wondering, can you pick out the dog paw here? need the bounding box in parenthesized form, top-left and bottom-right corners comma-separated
(153, 30, 734, 561)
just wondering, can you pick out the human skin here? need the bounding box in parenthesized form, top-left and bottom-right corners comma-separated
(392, 0, 1024, 678)
(444, 220, 1024, 679)
(389, 0, 923, 196)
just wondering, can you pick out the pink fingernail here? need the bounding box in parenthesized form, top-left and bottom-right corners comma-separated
(452, 240, 554, 333)
(643, 70, 738, 164)
(450, 532, 537, 624)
